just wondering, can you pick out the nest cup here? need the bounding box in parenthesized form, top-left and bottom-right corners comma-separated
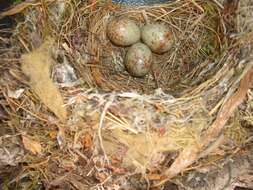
(86, 1, 227, 95)
(1, 0, 253, 188)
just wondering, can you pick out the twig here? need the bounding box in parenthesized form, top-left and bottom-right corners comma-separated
(187, 0, 204, 13)
(98, 94, 115, 162)
(154, 66, 253, 187)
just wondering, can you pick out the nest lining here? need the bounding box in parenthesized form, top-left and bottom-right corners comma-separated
(84, 1, 226, 95)
(11, 0, 227, 95)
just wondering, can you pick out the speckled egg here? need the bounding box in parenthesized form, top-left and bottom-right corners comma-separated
(141, 23, 173, 54)
(107, 17, 141, 46)
(124, 42, 152, 77)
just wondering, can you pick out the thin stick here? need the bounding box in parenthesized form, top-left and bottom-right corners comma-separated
(107, 112, 127, 126)
(187, 0, 204, 13)
(154, 66, 253, 187)
(98, 95, 115, 162)
(105, 115, 138, 134)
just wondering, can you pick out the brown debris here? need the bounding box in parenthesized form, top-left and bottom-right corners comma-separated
(22, 135, 42, 155)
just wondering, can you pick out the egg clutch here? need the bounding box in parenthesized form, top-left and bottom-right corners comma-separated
(107, 17, 174, 77)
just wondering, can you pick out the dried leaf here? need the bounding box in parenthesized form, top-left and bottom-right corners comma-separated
(94, 171, 108, 182)
(147, 173, 162, 180)
(21, 39, 67, 120)
(22, 136, 42, 155)
(82, 132, 93, 150)
(49, 131, 57, 139)
(155, 67, 253, 187)
(61, 159, 76, 171)
(0, 1, 39, 18)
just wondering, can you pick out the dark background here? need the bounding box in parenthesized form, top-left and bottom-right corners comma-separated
(0, 0, 14, 36)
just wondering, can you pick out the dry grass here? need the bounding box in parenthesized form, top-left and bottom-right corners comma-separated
(84, 1, 226, 94)
(0, 0, 252, 189)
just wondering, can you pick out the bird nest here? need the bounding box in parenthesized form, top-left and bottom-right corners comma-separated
(0, 0, 253, 189)
(87, 1, 224, 94)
